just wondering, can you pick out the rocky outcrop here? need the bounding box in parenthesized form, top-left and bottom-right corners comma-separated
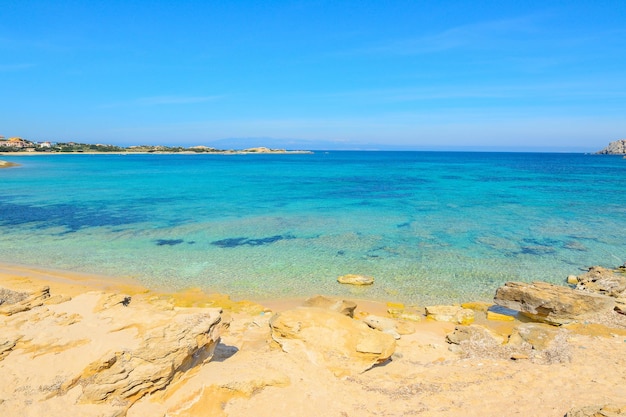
(0, 287, 226, 416)
(0, 287, 28, 305)
(446, 322, 572, 364)
(574, 266, 626, 298)
(596, 139, 626, 154)
(493, 281, 615, 325)
(68, 311, 224, 403)
(269, 307, 395, 376)
(337, 274, 374, 286)
(0, 286, 51, 315)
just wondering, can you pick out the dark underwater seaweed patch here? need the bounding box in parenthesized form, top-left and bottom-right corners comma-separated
(520, 246, 557, 255)
(155, 239, 185, 246)
(211, 234, 295, 248)
(0, 200, 143, 233)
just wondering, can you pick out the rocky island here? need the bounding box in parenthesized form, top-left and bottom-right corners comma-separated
(1, 262, 625, 417)
(596, 139, 626, 154)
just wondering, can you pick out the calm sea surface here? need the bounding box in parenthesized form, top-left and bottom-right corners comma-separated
(1, 152, 625, 304)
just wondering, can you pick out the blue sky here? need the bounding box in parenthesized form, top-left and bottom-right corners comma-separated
(1, 0, 625, 151)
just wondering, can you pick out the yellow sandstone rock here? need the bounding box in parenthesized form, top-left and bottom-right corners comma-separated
(425, 305, 475, 325)
(269, 307, 395, 376)
(386, 301, 405, 310)
(487, 311, 515, 321)
(461, 301, 492, 312)
(386, 301, 423, 322)
(303, 295, 357, 317)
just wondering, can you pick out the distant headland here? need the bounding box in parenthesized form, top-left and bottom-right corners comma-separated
(596, 139, 626, 155)
(0, 136, 312, 155)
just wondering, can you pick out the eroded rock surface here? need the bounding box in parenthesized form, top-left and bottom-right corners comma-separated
(0, 288, 226, 416)
(362, 314, 415, 339)
(494, 281, 615, 325)
(303, 295, 357, 317)
(575, 266, 626, 298)
(508, 323, 560, 350)
(269, 307, 395, 376)
(69, 310, 223, 403)
(425, 305, 475, 325)
(0, 286, 51, 315)
(446, 324, 506, 347)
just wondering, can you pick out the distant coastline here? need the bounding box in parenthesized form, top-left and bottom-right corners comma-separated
(0, 137, 312, 155)
(1, 149, 313, 156)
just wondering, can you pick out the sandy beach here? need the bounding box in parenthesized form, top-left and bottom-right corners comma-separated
(1, 261, 625, 417)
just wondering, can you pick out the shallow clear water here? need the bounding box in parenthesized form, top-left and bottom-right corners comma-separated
(1, 152, 625, 305)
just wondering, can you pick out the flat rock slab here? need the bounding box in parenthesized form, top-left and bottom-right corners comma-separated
(508, 323, 560, 350)
(494, 281, 615, 325)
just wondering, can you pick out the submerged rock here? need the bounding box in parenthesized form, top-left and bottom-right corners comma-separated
(269, 307, 395, 376)
(493, 281, 615, 325)
(337, 274, 374, 286)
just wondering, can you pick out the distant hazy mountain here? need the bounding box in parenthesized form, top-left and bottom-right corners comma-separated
(205, 137, 379, 151)
(205, 138, 595, 152)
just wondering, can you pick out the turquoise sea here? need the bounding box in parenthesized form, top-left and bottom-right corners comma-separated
(1, 152, 625, 305)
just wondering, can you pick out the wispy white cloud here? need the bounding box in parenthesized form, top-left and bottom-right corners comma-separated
(0, 63, 34, 71)
(101, 95, 224, 108)
(311, 79, 626, 104)
(350, 15, 542, 56)
(134, 95, 224, 105)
